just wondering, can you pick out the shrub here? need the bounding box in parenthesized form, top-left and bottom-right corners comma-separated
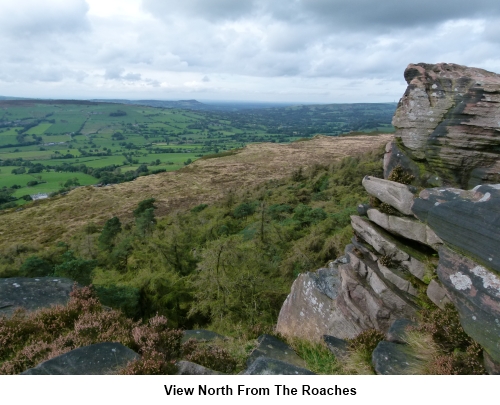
(191, 203, 208, 213)
(233, 202, 256, 218)
(388, 164, 415, 185)
(379, 203, 398, 216)
(19, 255, 53, 277)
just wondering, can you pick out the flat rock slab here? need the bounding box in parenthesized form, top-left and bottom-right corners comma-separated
(247, 334, 306, 369)
(176, 361, 223, 375)
(21, 342, 139, 375)
(372, 341, 421, 375)
(362, 176, 416, 215)
(0, 277, 73, 318)
(243, 357, 315, 375)
(182, 330, 225, 343)
(386, 319, 415, 344)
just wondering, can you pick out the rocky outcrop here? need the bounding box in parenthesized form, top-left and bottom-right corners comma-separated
(277, 63, 500, 374)
(413, 184, 500, 274)
(0, 277, 73, 318)
(21, 342, 139, 375)
(388, 62, 500, 189)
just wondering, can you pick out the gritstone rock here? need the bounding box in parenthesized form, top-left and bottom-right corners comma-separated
(0, 277, 73, 318)
(275, 266, 340, 342)
(20, 342, 139, 375)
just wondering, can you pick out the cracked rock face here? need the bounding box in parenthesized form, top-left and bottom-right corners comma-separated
(390, 63, 500, 188)
(437, 246, 500, 363)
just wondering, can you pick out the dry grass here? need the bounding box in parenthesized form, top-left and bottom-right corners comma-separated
(0, 135, 393, 247)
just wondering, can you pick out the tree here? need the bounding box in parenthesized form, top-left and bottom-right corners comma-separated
(133, 198, 156, 218)
(98, 217, 122, 251)
(136, 208, 156, 236)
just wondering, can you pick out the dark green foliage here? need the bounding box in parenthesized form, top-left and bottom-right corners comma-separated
(267, 204, 293, 221)
(98, 217, 122, 251)
(109, 237, 133, 270)
(133, 198, 157, 218)
(233, 202, 256, 218)
(191, 203, 208, 213)
(63, 177, 80, 188)
(292, 204, 327, 226)
(388, 164, 415, 185)
(53, 251, 97, 285)
(95, 285, 140, 318)
(19, 255, 53, 277)
(136, 208, 156, 236)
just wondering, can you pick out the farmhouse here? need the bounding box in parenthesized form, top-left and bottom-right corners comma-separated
(30, 193, 48, 201)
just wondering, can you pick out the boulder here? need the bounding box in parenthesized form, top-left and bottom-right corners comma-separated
(246, 334, 306, 369)
(176, 361, 223, 375)
(391, 62, 500, 188)
(367, 208, 442, 249)
(243, 357, 315, 375)
(323, 335, 349, 359)
(436, 246, 500, 363)
(182, 329, 225, 343)
(0, 277, 73, 318)
(372, 341, 422, 375)
(275, 266, 340, 342)
(362, 176, 416, 215)
(483, 352, 500, 375)
(386, 319, 415, 344)
(20, 342, 139, 375)
(413, 184, 500, 275)
(426, 279, 451, 309)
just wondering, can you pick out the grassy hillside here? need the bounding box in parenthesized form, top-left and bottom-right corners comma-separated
(0, 134, 392, 248)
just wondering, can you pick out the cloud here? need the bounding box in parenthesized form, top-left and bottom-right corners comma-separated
(0, 0, 499, 102)
(0, 0, 90, 37)
(141, 0, 258, 22)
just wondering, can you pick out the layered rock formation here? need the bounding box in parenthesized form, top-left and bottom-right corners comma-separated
(277, 62, 500, 373)
(387, 62, 500, 188)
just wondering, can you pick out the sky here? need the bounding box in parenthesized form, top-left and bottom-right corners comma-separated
(1, 0, 500, 103)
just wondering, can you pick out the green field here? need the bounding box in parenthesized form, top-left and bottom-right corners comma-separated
(0, 100, 396, 208)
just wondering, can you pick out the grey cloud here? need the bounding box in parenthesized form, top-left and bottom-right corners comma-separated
(268, 0, 500, 30)
(202, 76, 210, 82)
(104, 67, 125, 80)
(0, 0, 90, 37)
(142, 0, 258, 21)
(123, 72, 142, 81)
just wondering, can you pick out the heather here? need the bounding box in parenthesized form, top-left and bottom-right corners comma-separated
(0, 285, 184, 375)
